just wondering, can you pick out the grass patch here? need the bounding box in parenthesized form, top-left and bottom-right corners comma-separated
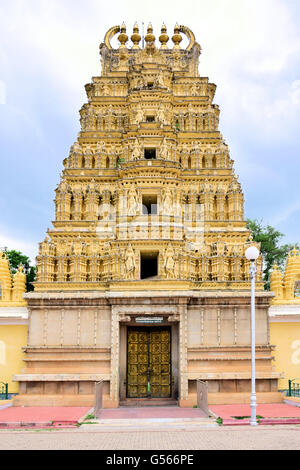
(84, 414, 95, 421)
(233, 415, 264, 420)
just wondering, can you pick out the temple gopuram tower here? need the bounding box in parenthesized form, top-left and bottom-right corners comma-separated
(14, 24, 283, 407)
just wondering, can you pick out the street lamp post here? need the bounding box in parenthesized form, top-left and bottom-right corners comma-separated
(245, 246, 260, 427)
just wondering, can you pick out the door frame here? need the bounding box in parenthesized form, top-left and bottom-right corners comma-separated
(119, 322, 179, 402)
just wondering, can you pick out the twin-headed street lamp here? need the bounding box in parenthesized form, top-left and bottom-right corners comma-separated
(245, 246, 260, 426)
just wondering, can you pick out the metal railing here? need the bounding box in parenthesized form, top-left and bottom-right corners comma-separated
(197, 380, 210, 416)
(0, 382, 8, 400)
(288, 379, 300, 398)
(94, 380, 104, 418)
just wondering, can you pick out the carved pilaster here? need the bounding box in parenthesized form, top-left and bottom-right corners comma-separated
(178, 299, 188, 401)
(110, 305, 120, 403)
(234, 307, 237, 345)
(77, 310, 81, 347)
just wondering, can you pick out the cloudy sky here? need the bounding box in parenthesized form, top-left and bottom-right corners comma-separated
(0, 0, 300, 262)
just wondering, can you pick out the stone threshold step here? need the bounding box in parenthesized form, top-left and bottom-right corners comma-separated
(82, 417, 215, 425)
(120, 400, 178, 407)
(80, 421, 218, 430)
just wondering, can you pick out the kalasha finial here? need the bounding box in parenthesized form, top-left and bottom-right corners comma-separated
(159, 23, 169, 49)
(118, 22, 128, 48)
(292, 246, 298, 256)
(172, 23, 182, 49)
(145, 23, 155, 47)
(131, 22, 141, 49)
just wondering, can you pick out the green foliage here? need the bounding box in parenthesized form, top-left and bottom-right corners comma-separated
(116, 157, 125, 168)
(3, 248, 36, 292)
(246, 219, 299, 290)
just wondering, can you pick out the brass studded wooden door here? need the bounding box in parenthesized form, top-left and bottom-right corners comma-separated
(127, 328, 171, 399)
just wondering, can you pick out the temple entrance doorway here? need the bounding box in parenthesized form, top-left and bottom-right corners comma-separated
(126, 327, 171, 399)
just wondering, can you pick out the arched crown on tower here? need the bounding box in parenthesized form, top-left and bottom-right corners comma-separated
(103, 23, 199, 51)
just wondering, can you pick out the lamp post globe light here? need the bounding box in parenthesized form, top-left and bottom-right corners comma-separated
(245, 246, 260, 426)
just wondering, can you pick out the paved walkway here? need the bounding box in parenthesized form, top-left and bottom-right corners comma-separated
(210, 403, 300, 419)
(0, 426, 299, 450)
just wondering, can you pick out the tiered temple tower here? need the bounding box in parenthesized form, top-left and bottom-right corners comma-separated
(0, 254, 28, 394)
(0, 252, 26, 306)
(14, 24, 282, 407)
(270, 249, 300, 303)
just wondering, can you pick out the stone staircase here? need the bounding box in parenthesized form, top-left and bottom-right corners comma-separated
(79, 406, 218, 430)
(80, 416, 217, 431)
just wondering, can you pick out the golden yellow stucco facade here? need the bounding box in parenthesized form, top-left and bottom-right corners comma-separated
(270, 249, 300, 389)
(0, 252, 28, 393)
(13, 24, 283, 407)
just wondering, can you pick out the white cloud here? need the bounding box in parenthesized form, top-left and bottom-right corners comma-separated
(0, 80, 6, 104)
(1, 1, 299, 127)
(270, 202, 300, 227)
(291, 80, 300, 105)
(0, 230, 38, 264)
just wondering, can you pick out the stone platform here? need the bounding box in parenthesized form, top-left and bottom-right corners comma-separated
(0, 406, 90, 429)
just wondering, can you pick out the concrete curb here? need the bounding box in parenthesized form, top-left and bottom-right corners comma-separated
(222, 418, 300, 426)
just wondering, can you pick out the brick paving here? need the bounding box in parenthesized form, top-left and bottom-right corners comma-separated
(0, 426, 299, 450)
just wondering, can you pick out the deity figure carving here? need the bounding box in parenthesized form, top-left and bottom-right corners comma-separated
(188, 103, 194, 115)
(57, 240, 69, 256)
(192, 142, 201, 152)
(83, 107, 96, 130)
(163, 244, 176, 279)
(136, 76, 145, 89)
(133, 104, 144, 125)
(127, 185, 139, 216)
(72, 236, 85, 255)
(40, 236, 51, 255)
(57, 180, 69, 194)
(72, 141, 82, 154)
(161, 187, 173, 214)
(131, 139, 142, 160)
(159, 138, 170, 160)
(154, 71, 165, 88)
(125, 244, 136, 279)
(100, 82, 110, 96)
(96, 141, 106, 153)
(190, 83, 199, 96)
(96, 111, 103, 130)
(119, 47, 129, 70)
(88, 240, 100, 256)
(216, 241, 227, 256)
(157, 105, 168, 126)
